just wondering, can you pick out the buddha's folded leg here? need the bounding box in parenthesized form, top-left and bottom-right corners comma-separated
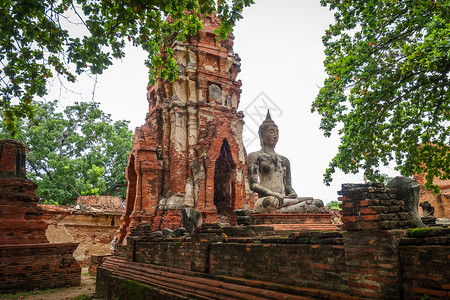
(254, 196, 279, 212)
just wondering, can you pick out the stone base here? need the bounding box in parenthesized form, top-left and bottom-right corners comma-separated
(0, 243, 81, 293)
(251, 212, 339, 231)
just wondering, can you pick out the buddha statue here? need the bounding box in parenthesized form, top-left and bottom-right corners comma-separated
(247, 111, 324, 213)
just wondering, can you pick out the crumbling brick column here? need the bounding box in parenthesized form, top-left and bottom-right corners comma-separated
(0, 139, 80, 293)
(339, 183, 420, 299)
(0, 140, 48, 244)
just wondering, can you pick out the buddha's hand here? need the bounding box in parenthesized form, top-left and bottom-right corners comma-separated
(271, 192, 284, 206)
(270, 192, 283, 201)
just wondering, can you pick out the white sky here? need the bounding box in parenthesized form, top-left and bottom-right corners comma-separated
(43, 0, 399, 203)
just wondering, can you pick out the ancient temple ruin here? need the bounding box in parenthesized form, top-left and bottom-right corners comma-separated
(98, 182, 450, 299)
(97, 13, 450, 299)
(117, 14, 252, 242)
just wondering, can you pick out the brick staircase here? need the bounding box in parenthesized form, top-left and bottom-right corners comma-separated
(98, 256, 355, 300)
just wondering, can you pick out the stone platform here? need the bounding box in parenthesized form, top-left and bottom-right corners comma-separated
(251, 212, 339, 231)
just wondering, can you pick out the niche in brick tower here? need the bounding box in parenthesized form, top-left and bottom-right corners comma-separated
(214, 139, 236, 222)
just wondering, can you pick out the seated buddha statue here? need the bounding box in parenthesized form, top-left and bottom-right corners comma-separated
(247, 111, 324, 213)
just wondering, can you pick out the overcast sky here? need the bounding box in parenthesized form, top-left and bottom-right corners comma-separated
(43, 1, 400, 203)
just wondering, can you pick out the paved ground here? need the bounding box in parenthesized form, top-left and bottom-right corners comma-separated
(0, 268, 102, 300)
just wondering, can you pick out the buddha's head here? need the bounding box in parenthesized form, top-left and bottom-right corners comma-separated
(258, 110, 279, 148)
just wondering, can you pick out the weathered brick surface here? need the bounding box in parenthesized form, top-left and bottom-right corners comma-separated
(400, 228, 450, 299)
(134, 239, 192, 270)
(151, 209, 184, 231)
(38, 202, 122, 266)
(208, 235, 347, 292)
(339, 183, 418, 231)
(0, 243, 81, 292)
(0, 178, 49, 244)
(97, 254, 355, 300)
(340, 183, 449, 299)
(0, 139, 26, 178)
(76, 195, 124, 211)
(89, 254, 112, 276)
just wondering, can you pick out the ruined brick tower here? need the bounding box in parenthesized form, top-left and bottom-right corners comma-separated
(118, 15, 251, 242)
(0, 140, 80, 292)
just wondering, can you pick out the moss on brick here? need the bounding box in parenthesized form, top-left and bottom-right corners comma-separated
(124, 279, 148, 300)
(407, 228, 450, 237)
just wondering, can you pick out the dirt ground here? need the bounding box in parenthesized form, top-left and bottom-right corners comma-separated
(0, 268, 103, 300)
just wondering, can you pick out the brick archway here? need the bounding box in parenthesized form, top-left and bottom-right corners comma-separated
(118, 155, 137, 243)
(198, 120, 245, 224)
(213, 139, 237, 223)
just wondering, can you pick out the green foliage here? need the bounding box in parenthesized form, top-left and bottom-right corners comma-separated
(0, 0, 253, 136)
(326, 200, 341, 210)
(379, 173, 393, 184)
(43, 199, 59, 205)
(0, 100, 133, 205)
(313, 0, 450, 193)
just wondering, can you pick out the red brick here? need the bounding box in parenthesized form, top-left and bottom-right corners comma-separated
(360, 214, 380, 221)
(410, 287, 447, 297)
(360, 207, 377, 215)
(360, 200, 370, 206)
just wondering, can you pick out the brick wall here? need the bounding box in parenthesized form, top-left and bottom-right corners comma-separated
(400, 229, 449, 299)
(99, 182, 449, 299)
(76, 195, 124, 211)
(134, 239, 192, 270)
(39, 204, 122, 267)
(339, 183, 449, 299)
(0, 243, 80, 293)
(89, 254, 112, 276)
(208, 232, 347, 292)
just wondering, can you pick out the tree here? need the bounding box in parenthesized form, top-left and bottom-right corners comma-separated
(0, 0, 253, 136)
(326, 200, 341, 210)
(313, 0, 450, 193)
(0, 100, 133, 204)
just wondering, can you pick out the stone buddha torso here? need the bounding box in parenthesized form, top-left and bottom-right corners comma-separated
(250, 151, 288, 197)
(247, 111, 323, 213)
